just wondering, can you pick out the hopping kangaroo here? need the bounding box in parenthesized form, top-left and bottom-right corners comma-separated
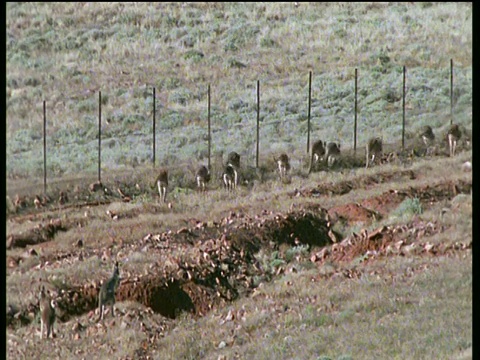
(419, 125, 436, 156)
(273, 153, 291, 180)
(365, 137, 383, 168)
(97, 261, 121, 322)
(308, 140, 326, 174)
(153, 168, 168, 202)
(39, 286, 56, 339)
(195, 165, 211, 192)
(223, 164, 238, 192)
(447, 124, 462, 157)
(325, 142, 341, 168)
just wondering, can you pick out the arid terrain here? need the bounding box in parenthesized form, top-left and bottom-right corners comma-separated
(6, 145, 472, 359)
(7, 2, 471, 360)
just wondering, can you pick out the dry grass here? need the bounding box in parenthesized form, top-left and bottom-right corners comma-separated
(6, 154, 472, 358)
(6, 2, 471, 179)
(6, 3, 472, 359)
(151, 192, 472, 359)
(157, 255, 471, 360)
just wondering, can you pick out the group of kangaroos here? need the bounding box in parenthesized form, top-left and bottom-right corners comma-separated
(38, 261, 120, 339)
(152, 123, 467, 202)
(37, 123, 466, 340)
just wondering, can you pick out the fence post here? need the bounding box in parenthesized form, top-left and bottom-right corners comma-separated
(208, 84, 211, 170)
(256, 80, 260, 169)
(153, 87, 156, 167)
(450, 59, 453, 125)
(43, 100, 47, 195)
(98, 91, 102, 183)
(402, 66, 406, 150)
(307, 71, 312, 153)
(354, 68, 358, 156)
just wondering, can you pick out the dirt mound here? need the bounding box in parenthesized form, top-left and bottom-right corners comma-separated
(293, 169, 416, 198)
(329, 179, 472, 226)
(7, 207, 336, 329)
(6, 218, 66, 249)
(312, 219, 471, 266)
(7, 179, 471, 331)
(329, 203, 382, 224)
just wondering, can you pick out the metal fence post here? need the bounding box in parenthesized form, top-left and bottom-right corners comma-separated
(307, 71, 312, 153)
(98, 91, 102, 183)
(43, 100, 47, 194)
(402, 66, 406, 150)
(256, 80, 260, 168)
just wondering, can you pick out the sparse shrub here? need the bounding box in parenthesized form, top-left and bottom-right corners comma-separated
(420, 2, 434, 8)
(285, 244, 310, 262)
(226, 58, 247, 68)
(24, 77, 40, 87)
(382, 88, 401, 103)
(183, 49, 204, 62)
(333, 27, 347, 39)
(223, 40, 238, 52)
(222, 21, 259, 52)
(392, 197, 423, 219)
(122, 113, 146, 125)
(77, 97, 97, 113)
(269, 258, 286, 270)
(260, 37, 276, 48)
(228, 98, 250, 111)
(170, 88, 193, 106)
(161, 111, 184, 130)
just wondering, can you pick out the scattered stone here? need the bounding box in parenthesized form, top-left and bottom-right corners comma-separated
(462, 161, 472, 172)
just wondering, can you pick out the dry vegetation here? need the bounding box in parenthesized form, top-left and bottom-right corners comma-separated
(6, 2, 471, 360)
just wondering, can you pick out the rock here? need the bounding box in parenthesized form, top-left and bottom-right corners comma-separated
(462, 161, 472, 172)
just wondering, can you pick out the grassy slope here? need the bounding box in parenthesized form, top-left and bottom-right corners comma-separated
(6, 2, 472, 179)
(6, 3, 472, 359)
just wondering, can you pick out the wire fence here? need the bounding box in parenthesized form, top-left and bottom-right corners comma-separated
(7, 59, 467, 193)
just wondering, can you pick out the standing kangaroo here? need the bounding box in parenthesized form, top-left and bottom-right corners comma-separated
(273, 153, 291, 181)
(365, 137, 383, 168)
(152, 168, 168, 203)
(307, 140, 326, 174)
(97, 261, 121, 322)
(39, 286, 56, 339)
(195, 165, 211, 192)
(447, 124, 462, 157)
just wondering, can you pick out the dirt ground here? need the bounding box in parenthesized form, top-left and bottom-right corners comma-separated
(6, 153, 472, 359)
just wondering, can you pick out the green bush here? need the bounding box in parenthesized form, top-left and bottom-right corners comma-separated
(392, 197, 423, 218)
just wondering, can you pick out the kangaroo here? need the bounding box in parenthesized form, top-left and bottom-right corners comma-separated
(325, 142, 341, 168)
(152, 168, 168, 203)
(447, 124, 462, 157)
(273, 153, 291, 181)
(39, 286, 56, 339)
(307, 140, 326, 174)
(195, 165, 211, 192)
(365, 137, 383, 168)
(419, 125, 436, 156)
(222, 164, 238, 192)
(226, 151, 241, 169)
(97, 261, 121, 322)
(419, 125, 435, 147)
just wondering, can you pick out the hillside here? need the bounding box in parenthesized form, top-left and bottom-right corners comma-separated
(6, 3, 472, 360)
(6, 2, 472, 179)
